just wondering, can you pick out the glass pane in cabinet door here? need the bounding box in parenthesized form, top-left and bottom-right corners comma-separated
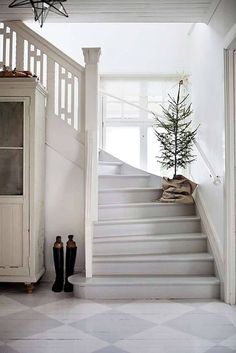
(0, 150, 23, 195)
(0, 102, 23, 147)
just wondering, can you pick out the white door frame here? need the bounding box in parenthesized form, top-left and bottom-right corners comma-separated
(224, 25, 236, 304)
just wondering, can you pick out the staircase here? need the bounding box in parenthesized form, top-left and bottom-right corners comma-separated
(0, 21, 221, 300)
(70, 151, 220, 299)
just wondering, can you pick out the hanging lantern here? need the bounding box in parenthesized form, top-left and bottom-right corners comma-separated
(9, 1, 68, 27)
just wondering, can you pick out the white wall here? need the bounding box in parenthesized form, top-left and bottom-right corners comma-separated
(44, 117, 85, 280)
(28, 23, 191, 74)
(190, 0, 236, 248)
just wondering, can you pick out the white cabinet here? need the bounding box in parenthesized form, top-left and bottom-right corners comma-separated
(0, 78, 46, 291)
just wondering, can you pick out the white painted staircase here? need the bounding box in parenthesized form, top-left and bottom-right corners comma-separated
(70, 151, 220, 299)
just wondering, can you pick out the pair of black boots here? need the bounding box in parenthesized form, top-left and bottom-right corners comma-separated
(52, 235, 77, 293)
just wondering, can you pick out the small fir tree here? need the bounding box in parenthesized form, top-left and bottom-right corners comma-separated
(153, 80, 198, 178)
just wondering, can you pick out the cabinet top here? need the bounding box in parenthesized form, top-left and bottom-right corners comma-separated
(0, 78, 47, 96)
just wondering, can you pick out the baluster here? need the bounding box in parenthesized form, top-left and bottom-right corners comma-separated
(7, 27, 13, 68)
(28, 43, 34, 74)
(67, 72, 73, 126)
(47, 57, 55, 118)
(2, 26, 6, 67)
(0, 24, 4, 68)
(43, 53, 47, 88)
(74, 76, 80, 131)
(69, 75, 75, 129)
(64, 69, 69, 124)
(15, 33, 24, 70)
(36, 48, 43, 83)
(79, 73, 85, 133)
(59, 66, 65, 120)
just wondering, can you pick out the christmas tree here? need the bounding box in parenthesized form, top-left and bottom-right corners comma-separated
(153, 80, 198, 178)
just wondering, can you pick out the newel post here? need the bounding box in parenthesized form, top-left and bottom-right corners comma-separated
(83, 47, 101, 278)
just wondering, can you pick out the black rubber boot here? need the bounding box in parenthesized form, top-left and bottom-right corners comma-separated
(64, 235, 77, 292)
(52, 236, 64, 292)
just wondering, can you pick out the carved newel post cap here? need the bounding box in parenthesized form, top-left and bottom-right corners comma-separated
(82, 47, 101, 65)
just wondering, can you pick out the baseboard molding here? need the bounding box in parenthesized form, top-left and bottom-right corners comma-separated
(41, 266, 85, 282)
(195, 190, 224, 291)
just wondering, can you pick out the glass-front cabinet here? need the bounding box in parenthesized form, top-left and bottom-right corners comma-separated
(0, 79, 46, 291)
(0, 100, 28, 273)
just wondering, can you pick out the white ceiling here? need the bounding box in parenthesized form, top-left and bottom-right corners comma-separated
(0, 0, 221, 24)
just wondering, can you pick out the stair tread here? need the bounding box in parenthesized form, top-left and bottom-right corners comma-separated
(99, 161, 123, 166)
(69, 274, 220, 286)
(99, 174, 150, 178)
(99, 187, 162, 193)
(99, 202, 194, 208)
(94, 233, 206, 242)
(94, 215, 200, 225)
(93, 252, 214, 262)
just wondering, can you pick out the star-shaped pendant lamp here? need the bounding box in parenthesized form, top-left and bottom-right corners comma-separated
(9, 1, 68, 27)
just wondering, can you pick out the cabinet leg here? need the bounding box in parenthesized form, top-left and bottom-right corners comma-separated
(25, 283, 34, 294)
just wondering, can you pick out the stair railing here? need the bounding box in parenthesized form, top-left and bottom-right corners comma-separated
(101, 90, 222, 185)
(1, 21, 85, 131)
(193, 141, 221, 185)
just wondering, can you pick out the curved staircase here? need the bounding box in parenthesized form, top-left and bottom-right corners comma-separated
(70, 151, 220, 299)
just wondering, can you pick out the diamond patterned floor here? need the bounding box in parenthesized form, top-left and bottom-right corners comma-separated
(0, 283, 236, 353)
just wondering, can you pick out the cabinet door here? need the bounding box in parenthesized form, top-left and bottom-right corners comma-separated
(0, 99, 29, 276)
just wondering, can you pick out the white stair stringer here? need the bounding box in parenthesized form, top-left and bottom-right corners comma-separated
(70, 150, 220, 299)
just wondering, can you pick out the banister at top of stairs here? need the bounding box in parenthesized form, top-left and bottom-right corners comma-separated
(1, 20, 85, 131)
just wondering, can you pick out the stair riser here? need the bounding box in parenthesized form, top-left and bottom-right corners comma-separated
(94, 238, 207, 256)
(93, 260, 214, 276)
(94, 220, 201, 237)
(99, 176, 149, 188)
(74, 283, 220, 299)
(99, 165, 121, 175)
(98, 204, 195, 220)
(99, 189, 162, 205)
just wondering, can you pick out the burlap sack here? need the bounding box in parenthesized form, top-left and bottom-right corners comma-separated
(159, 175, 197, 204)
